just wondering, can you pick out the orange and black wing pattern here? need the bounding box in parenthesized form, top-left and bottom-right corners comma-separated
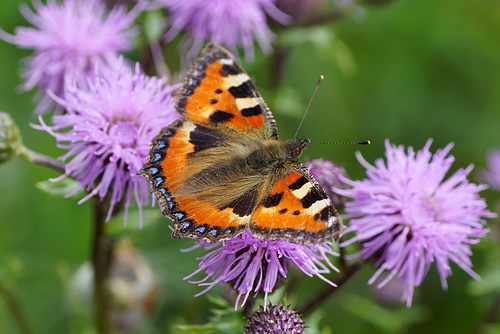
(176, 43, 278, 140)
(251, 163, 343, 245)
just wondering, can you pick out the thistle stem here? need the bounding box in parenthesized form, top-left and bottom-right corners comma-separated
(91, 197, 116, 334)
(298, 260, 363, 316)
(19, 147, 65, 173)
(0, 284, 35, 334)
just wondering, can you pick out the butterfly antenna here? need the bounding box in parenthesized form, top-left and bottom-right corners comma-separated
(308, 140, 371, 145)
(294, 75, 324, 139)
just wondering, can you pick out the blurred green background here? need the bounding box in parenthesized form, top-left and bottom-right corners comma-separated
(1, 0, 499, 333)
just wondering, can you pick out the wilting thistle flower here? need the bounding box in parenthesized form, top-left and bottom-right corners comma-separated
(482, 147, 500, 191)
(159, 0, 290, 61)
(185, 230, 338, 309)
(340, 139, 494, 306)
(244, 303, 306, 334)
(306, 158, 350, 207)
(38, 61, 178, 225)
(0, 0, 139, 114)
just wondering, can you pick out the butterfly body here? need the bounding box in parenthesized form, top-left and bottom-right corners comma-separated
(140, 44, 342, 245)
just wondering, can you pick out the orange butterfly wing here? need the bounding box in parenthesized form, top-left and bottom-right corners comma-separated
(176, 43, 278, 140)
(251, 166, 342, 244)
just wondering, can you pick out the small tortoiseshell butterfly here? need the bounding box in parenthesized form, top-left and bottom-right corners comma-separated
(139, 44, 342, 245)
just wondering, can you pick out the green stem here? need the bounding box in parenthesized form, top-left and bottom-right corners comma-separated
(298, 260, 363, 316)
(0, 283, 36, 334)
(19, 147, 65, 173)
(91, 197, 116, 334)
(475, 293, 500, 334)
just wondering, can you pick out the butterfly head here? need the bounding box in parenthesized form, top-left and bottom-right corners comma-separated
(285, 138, 310, 160)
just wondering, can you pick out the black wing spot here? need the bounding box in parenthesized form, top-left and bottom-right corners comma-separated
(288, 176, 308, 190)
(215, 88, 223, 94)
(209, 110, 234, 123)
(300, 188, 327, 208)
(210, 98, 218, 104)
(279, 208, 288, 214)
(220, 64, 241, 77)
(222, 185, 259, 217)
(241, 105, 262, 117)
(314, 206, 334, 222)
(228, 81, 256, 98)
(263, 192, 284, 208)
(293, 210, 301, 215)
(188, 125, 225, 154)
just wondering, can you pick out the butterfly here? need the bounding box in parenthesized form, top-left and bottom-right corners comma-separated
(139, 44, 342, 245)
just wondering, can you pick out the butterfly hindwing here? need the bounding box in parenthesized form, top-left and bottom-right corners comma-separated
(140, 118, 254, 242)
(250, 163, 342, 244)
(176, 44, 278, 139)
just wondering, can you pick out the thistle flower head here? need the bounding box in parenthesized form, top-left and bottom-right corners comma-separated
(482, 147, 500, 191)
(340, 139, 494, 306)
(158, 0, 290, 61)
(0, 0, 139, 113)
(306, 158, 350, 207)
(244, 303, 306, 334)
(38, 60, 178, 225)
(185, 230, 338, 309)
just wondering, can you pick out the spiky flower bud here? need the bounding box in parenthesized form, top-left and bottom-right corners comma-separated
(0, 111, 22, 163)
(244, 303, 306, 334)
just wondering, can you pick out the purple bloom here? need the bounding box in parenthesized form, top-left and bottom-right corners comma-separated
(244, 303, 306, 334)
(340, 139, 494, 306)
(158, 0, 290, 61)
(482, 148, 500, 191)
(306, 158, 350, 207)
(0, 0, 140, 114)
(184, 230, 338, 309)
(38, 60, 178, 225)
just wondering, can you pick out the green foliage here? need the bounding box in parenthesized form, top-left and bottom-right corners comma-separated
(174, 296, 245, 334)
(36, 178, 83, 198)
(343, 294, 428, 332)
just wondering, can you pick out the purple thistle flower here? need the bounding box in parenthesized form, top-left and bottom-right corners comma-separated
(184, 230, 338, 309)
(340, 139, 494, 306)
(158, 0, 290, 61)
(482, 147, 500, 191)
(244, 303, 306, 334)
(0, 0, 140, 114)
(306, 158, 350, 207)
(38, 60, 178, 225)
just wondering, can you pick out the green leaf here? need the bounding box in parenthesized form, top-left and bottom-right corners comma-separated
(273, 87, 306, 117)
(281, 26, 357, 76)
(304, 309, 330, 334)
(467, 267, 500, 296)
(143, 10, 166, 43)
(174, 295, 245, 334)
(36, 178, 83, 198)
(105, 208, 163, 236)
(344, 294, 428, 332)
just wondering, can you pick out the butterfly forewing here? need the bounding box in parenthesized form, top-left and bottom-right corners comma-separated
(176, 44, 278, 140)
